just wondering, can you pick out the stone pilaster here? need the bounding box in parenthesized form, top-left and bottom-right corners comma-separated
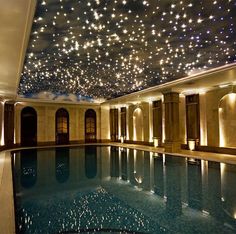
(163, 92, 180, 152)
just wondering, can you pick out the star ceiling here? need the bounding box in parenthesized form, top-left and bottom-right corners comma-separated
(18, 0, 236, 101)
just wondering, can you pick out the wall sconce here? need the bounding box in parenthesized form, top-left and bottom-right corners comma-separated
(120, 135, 126, 143)
(153, 137, 159, 147)
(188, 140, 196, 151)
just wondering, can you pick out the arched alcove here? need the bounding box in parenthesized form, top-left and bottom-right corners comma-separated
(56, 108, 69, 144)
(85, 109, 97, 142)
(21, 107, 37, 146)
(219, 93, 236, 147)
(133, 107, 144, 141)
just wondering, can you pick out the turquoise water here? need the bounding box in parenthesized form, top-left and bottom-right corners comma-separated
(12, 146, 236, 233)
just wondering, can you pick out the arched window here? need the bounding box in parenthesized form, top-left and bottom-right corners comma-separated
(21, 107, 37, 146)
(56, 108, 69, 144)
(85, 109, 96, 142)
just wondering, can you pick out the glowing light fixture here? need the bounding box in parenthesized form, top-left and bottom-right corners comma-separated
(153, 138, 159, 147)
(120, 136, 125, 143)
(188, 140, 195, 150)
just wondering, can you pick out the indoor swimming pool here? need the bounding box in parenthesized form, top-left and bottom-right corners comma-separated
(12, 146, 236, 234)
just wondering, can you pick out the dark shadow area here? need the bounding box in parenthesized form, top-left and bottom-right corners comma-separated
(21, 107, 37, 146)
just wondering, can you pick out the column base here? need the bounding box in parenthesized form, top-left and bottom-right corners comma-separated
(164, 141, 181, 153)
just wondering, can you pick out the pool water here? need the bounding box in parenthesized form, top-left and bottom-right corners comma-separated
(12, 146, 236, 233)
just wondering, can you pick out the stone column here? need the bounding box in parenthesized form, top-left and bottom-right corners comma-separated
(100, 104, 110, 141)
(163, 92, 180, 152)
(4, 101, 15, 147)
(128, 105, 135, 141)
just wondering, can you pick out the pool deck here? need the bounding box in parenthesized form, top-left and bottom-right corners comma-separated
(109, 142, 236, 165)
(1, 142, 236, 233)
(0, 150, 15, 234)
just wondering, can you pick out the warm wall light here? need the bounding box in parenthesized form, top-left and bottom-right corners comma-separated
(229, 92, 236, 104)
(233, 212, 236, 219)
(219, 107, 225, 147)
(219, 84, 230, 88)
(188, 140, 196, 150)
(220, 163, 226, 175)
(149, 102, 153, 142)
(133, 107, 143, 141)
(153, 152, 159, 157)
(120, 136, 125, 143)
(153, 138, 159, 147)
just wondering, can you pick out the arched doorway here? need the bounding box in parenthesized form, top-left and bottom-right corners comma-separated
(219, 93, 236, 147)
(21, 107, 37, 146)
(133, 107, 144, 141)
(56, 108, 69, 145)
(85, 109, 97, 142)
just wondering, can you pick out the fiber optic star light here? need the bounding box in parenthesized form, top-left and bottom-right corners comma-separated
(19, 0, 236, 101)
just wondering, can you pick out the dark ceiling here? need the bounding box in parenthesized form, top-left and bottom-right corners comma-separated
(18, 0, 236, 101)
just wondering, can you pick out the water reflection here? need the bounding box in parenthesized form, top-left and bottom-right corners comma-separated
(56, 147, 70, 183)
(221, 164, 236, 226)
(13, 146, 236, 233)
(121, 148, 128, 181)
(187, 159, 202, 210)
(85, 146, 97, 179)
(154, 154, 164, 197)
(20, 149, 37, 188)
(165, 156, 184, 218)
(110, 146, 119, 178)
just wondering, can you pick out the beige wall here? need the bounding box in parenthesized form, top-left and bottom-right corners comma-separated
(179, 94, 186, 144)
(205, 87, 231, 147)
(14, 102, 103, 144)
(100, 104, 110, 140)
(106, 87, 236, 150)
(199, 93, 207, 146)
(219, 93, 236, 147)
(127, 102, 150, 142)
(1, 85, 235, 151)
